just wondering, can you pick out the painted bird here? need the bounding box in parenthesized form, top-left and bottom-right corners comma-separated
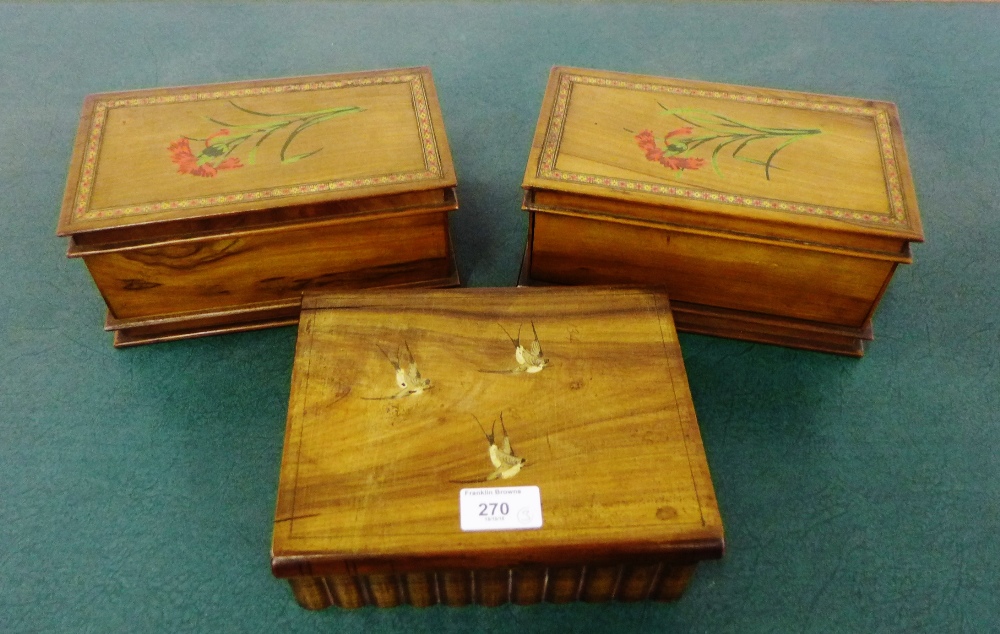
(480, 321, 548, 374)
(482, 413, 526, 480)
(364, 341, 431, 400)
(451, 414, 526, 483)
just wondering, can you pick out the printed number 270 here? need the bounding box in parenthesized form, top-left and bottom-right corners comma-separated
(478, 502, 509, 516)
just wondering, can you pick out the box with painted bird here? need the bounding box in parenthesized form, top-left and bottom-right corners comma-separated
(520, 67, 924, 356)
(271, 286, 724, 609)
(57, 67, 458, 347)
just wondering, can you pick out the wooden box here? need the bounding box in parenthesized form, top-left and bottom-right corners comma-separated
(521, 67, 924, 357)
(57, 67, 458, 347)
(272, 287, 724, 609)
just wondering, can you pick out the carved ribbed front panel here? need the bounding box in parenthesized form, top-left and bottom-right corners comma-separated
(287, 563, 697, 610)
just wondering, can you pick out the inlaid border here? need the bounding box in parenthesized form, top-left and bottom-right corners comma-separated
(72, 74, 444, 222)
(536, 73, 910, 228)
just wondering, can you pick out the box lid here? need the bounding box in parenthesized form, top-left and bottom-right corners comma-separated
(272, 287, 723, 577)
(58, 67, 456, 248)
(523, 67, 923, 253)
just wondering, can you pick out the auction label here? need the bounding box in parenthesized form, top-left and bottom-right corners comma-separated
(459, 486, 543, 532)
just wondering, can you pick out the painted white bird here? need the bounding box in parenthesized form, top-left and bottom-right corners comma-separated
(452, 414, 526, 483)
(480, 321, 548, 374)
(364, 341, 431, 400)
(482, 414, 525, 480)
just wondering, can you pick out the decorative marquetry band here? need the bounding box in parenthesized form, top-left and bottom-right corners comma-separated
(537, 73, 910, 228)
(72, 74, 444, 222)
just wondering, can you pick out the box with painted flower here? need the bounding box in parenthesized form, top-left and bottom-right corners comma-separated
(57, 67, 458, 346)
(520, 67, 924, 356)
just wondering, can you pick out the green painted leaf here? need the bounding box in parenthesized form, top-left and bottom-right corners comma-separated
(283, 149, 321, 164)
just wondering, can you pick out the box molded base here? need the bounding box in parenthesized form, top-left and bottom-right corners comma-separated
(669, 300, 871, 358)
(286, 562, 698, 610)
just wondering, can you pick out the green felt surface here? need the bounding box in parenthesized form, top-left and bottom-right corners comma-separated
(2, 2, 998, 632)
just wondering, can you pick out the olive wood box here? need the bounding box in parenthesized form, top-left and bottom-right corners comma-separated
(521, 67, 924, 357)
(272, 287, 724, 609)
(57, 67, 458, 347)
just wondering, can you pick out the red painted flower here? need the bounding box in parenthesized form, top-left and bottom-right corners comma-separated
(167, 139, 199, 173)
(635, 128, 703, 172)
(635, 130, 664, 162)
(168, 129, 244, 178)
(664, 127, 692, 142)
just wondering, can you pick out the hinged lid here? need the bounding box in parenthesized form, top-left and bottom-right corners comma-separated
(523, 67, 923, 254)
(272, 287, 723, 577)
(58, 67, 456, 249)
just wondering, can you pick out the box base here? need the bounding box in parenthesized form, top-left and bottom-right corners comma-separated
(286, 562, 698, 610)
(669, 301, 871, 358)
(106, 265, 461, 347)
(517, 242, 870, 357)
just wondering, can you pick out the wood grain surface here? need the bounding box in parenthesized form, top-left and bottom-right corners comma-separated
(84, 210, 453, 320)
(272, 287, 724, 607)
(530, 211, 896, 328)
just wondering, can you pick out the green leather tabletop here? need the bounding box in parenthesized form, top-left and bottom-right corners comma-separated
(2, 2, 997, 632)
